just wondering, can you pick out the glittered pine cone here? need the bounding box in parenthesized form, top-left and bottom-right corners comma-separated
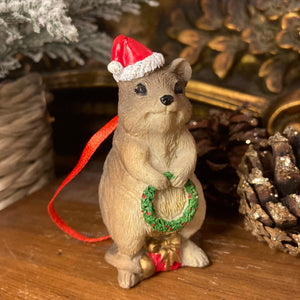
(237, 126, 300, 256)
(188, 109, 266, 212)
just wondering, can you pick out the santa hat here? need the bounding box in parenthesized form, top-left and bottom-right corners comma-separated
(107, 35, 165, 82)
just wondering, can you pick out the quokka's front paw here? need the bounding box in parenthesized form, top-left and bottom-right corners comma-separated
(150, 174, 170, 190)
(181, 239, 209, 268)
(171, 176, 188, 188)
(169, 170, 191, 188)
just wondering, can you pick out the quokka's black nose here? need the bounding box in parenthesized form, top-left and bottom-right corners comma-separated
(160, 95, 174, 106)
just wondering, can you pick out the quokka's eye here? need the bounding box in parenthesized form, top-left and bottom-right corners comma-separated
(135, 83, 147, 96)
(174, 82, 184, 94)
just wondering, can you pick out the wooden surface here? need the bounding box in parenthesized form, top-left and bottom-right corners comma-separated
(1, 159, 299, 300)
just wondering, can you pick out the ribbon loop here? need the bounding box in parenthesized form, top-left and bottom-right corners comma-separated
(48, 115, 118, 242)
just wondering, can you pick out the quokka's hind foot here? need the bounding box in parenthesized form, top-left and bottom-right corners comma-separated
(104, 243, 144, 288)
(104, 243, 142, 273)
(181, 239, 209, 268)
(117, 270, 141, 289)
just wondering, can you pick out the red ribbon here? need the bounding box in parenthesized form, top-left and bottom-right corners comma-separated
(48, 115, 118, 242)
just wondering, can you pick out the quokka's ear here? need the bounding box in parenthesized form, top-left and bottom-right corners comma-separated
(167, 58, 192, 83)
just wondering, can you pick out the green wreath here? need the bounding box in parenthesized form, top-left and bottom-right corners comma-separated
(141, 172, 199, 232)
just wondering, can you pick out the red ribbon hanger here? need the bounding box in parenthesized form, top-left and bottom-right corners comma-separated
(48, 115, 118, 242)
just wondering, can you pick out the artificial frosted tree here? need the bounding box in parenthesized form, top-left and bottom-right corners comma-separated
(0, 0, 159, 78)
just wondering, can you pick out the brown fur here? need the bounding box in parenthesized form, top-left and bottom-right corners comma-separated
(99, 58, 208, 288)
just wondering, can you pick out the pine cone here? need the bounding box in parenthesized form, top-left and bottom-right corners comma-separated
(188, 109, 266, 212)
(237, 126, 300, 255)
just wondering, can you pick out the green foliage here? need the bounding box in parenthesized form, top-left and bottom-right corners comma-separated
(141, 172, 199, 232)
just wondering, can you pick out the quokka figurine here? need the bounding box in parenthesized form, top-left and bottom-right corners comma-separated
(99, 35, 209, 288)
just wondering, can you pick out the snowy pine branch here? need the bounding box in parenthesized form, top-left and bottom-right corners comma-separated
(0, 0, 78, 41)
(0, 0, 159, 78)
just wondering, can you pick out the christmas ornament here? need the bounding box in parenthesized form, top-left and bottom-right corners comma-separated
(99, 35, 208, 288)
(48, 35, 208, 288)
(237, 126, 300, 255)
(188, 109, 267, 211)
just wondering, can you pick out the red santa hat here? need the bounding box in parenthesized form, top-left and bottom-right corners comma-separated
(107, 35, 165, 82)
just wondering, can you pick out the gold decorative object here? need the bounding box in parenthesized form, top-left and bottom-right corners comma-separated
(43, 68, 115, 90)
(186, 80, 269, 116)
(166, 0, 300, 94)
(265, 89, 300, 134)
(140, 233, 182, 279)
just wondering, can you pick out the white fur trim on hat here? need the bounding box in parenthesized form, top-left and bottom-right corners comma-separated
(107, 52, 165, 82)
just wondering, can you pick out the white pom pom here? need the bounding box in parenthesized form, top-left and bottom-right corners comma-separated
(107, 61, 123, 75)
